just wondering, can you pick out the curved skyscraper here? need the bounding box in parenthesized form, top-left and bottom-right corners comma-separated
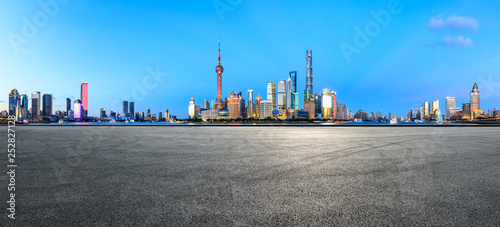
(215, 37, 224, 110)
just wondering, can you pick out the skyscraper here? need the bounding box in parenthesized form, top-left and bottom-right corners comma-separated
(331, 91, 337, 119)
(423, 101, 430, 119)
(267, 82, 276, 110)
(42, 94, 53, 116)
(286, 76, 292, 109)
(66, 98, 71, 114)
(228, 91, 240, 119)
(215, 37, 224, 110)
(321, 89, 332, 119)
(74, 99, 83, 119)
(314, 94, 322, 117)
(303, 50, 315, 119)
(129, 102, 135, 118)
(100, 108, 106, 119)
(432, 100, 439, 116)
(247, 89, 254, 118)
(8, 89, 20, 117)
(304, 50, 313, 101)
(289, 71, 297, 92)
(445, 97, 456, 120)
(255, 95, 262, 119)
(470, 82, 480, 119)
(122, 101, 129, 117)
(277, 80, 286, 110)
(189, 97, 197, 119)
(462, 103, 471, 119)
(20, 94, 28, 118)
(81, 81, 88, 117)
(31, 92, 41, 117)
(203, 99, 210, 110)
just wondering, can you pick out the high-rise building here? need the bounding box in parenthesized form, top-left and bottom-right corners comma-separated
(462, 103, 471, 119)
(238, 92, 246, 118)
(331, 91, 337, 119)
(129, 102, 135, 118)
(215, 37, 224, 110)
(8, 89, 20, 116)
(445, 97, 456, 120)
(277, 80, 286, 110)
(289, 71, 297, 92)
(100, 108, 106, 119)
(432, 100, 439, 116)
(267, 82, 276, 110)
(203, 99, 210, 110)
(321, 89, 332, 119)
(247, 89, 254, 118)
(259, 100, 273, 119)
(165, 109, 170, 121)
(31, 92, 41, 117)
(159, 112, 163, 121)
(314, 94, 322, 117)
(188, 96, 197, 119)
(19, 94, 28, 118)
(81, 81, 88, 117)
(470, 82, 480, 119)
(228, 91, 240, 119)
(255, 95, 262, 119)
(211, 100, 216, 110)
(423, 101, 430, 118)
(304, 50, 313, 101)
(74, 99, 83, 119)
(303, 50, 315, 118)
(146, 108, 151, 118)
(66, 98, 71, 114)
(286, 77, 292, 109)
(122, 101, 129, 117)
(42, 94, 53, 116)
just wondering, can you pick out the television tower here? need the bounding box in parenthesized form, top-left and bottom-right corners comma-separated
(215, 36, 224, 110)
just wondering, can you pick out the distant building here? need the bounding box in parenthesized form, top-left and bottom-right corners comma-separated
(321, 89, 332, 119)
(129, 102, 135, 118)
(314, 94, 322, 118)
(203, 99, 210, 110)
(423, 101, 430, 119)
(304, 100, 315, 119)
(470, 83, 480, 119)
(267, 82, 276, 110)
(122, 101, 129, 118)
(445, 97, 456, 120)
(74, 99, 83, 119)
(228, 91, 240, 119)
(255, 95, 262, 119)
(259, 100, 273, 119)
(81, 81, 88, 117)
(304, 50, 313, 102)
(42, 94, 53, 116)
(31, 92, 41, 117)
(277, 80, 286, 110)
(432, 100, 439, 116)
(146, 108, 151, 118)
(201, 110, 219, 121)
(462, 103, 471, 120)
(331, 91, 337, 119)
(188, 97, 197, 119)
(8, 89, 20, 117)
(66, 98, 71, 116)
(247, 89, 255, 118)
(100, 108, 107, 119)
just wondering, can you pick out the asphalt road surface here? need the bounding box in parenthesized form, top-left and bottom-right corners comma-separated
(1, 126, 499, 226)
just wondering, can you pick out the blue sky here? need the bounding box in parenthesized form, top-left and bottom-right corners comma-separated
(1, 0, 500, 118)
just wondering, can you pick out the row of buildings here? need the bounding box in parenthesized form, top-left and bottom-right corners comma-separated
(99, 101, 175, 122)
(404, 83, 499, 122)
(6, 82, 88, 121)
(188, 40, 355, 121)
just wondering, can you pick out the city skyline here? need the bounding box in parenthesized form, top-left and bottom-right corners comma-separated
(2, 1, 500, 118)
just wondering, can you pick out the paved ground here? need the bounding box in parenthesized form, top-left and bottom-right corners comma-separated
(1, 126, 499, 226)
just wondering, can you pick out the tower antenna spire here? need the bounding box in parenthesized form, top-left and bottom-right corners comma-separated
(218, 34, 221, 64)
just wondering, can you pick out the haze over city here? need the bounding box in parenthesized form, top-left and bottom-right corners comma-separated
(2, 0, 500, 118)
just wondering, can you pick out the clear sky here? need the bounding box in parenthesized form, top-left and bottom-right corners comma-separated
(2, 0, 500, 118)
